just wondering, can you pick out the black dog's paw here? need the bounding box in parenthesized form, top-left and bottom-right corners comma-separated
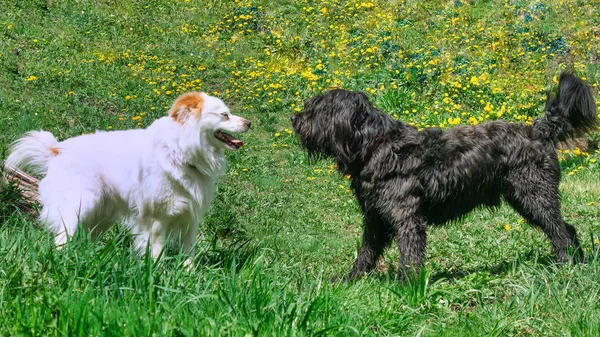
(396, 266, 426, 284)
(329, 274, 349, 283)
(330, 271, 366, 283)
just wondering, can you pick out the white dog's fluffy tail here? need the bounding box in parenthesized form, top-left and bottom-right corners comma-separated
(6, 131, 59, 176)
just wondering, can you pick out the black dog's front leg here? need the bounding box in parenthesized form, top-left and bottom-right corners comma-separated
(395, 214, 427, 282)
(345, 212, 393, 281)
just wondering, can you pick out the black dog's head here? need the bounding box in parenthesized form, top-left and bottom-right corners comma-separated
(291, 89, 393, 172)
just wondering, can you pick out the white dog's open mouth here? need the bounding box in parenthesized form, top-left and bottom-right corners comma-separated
(214, 130, 245, 150)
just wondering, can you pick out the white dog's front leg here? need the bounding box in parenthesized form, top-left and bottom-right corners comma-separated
(149, 219, 164, 260)
(181, 222, 199, 270)
(133, 218, 164, 261)
(182, 224, 198, 254)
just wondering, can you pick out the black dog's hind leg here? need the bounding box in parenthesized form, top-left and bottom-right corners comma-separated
(503, 168, 584, 263)
(346, 212, 393, 281)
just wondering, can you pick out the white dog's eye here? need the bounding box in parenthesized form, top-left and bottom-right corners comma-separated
(221, 112, 229, 119)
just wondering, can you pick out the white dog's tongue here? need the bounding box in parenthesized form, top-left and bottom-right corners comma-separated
(221, 132, 244, 147)
(230, 138, 244, 147)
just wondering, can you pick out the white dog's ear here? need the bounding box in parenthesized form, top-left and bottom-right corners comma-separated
(168, 92, 206, 124)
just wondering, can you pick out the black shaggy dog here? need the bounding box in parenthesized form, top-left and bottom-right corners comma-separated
(291, 73, 597, 281)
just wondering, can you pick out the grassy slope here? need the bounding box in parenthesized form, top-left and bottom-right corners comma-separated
(1, 0, 599, 336)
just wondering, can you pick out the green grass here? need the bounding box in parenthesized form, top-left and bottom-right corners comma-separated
(1, 0, 600, 335)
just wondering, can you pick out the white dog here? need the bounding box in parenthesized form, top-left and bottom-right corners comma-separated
(6, 92, 250, 260)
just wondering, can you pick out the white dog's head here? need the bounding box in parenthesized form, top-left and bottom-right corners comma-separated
(168, 92, 251, 151)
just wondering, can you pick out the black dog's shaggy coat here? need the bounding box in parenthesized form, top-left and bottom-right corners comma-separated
(291, 73, 597, 281)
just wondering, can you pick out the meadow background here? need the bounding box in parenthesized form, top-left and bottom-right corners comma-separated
(1, 0, 600, 335)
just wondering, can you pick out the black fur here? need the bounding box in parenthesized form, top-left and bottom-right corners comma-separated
(291, 73, 598, 281)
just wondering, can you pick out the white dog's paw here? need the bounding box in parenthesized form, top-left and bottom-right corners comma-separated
(183, 258, 194, 271)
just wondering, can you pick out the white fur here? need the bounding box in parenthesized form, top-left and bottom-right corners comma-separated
(5, 131, 58, 175)
(6, 92, 250, 260)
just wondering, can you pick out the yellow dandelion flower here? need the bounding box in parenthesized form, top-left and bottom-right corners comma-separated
(448, 117, 461, 125)
(504, 224, 511, 231)
(497, 106, 506, 118)
(483, 102, 493, 113)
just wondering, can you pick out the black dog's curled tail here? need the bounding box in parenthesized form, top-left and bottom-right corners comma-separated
(533, 72, 598, 141)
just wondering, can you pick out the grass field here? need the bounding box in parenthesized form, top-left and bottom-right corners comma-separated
(1, 0, 600, 335)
